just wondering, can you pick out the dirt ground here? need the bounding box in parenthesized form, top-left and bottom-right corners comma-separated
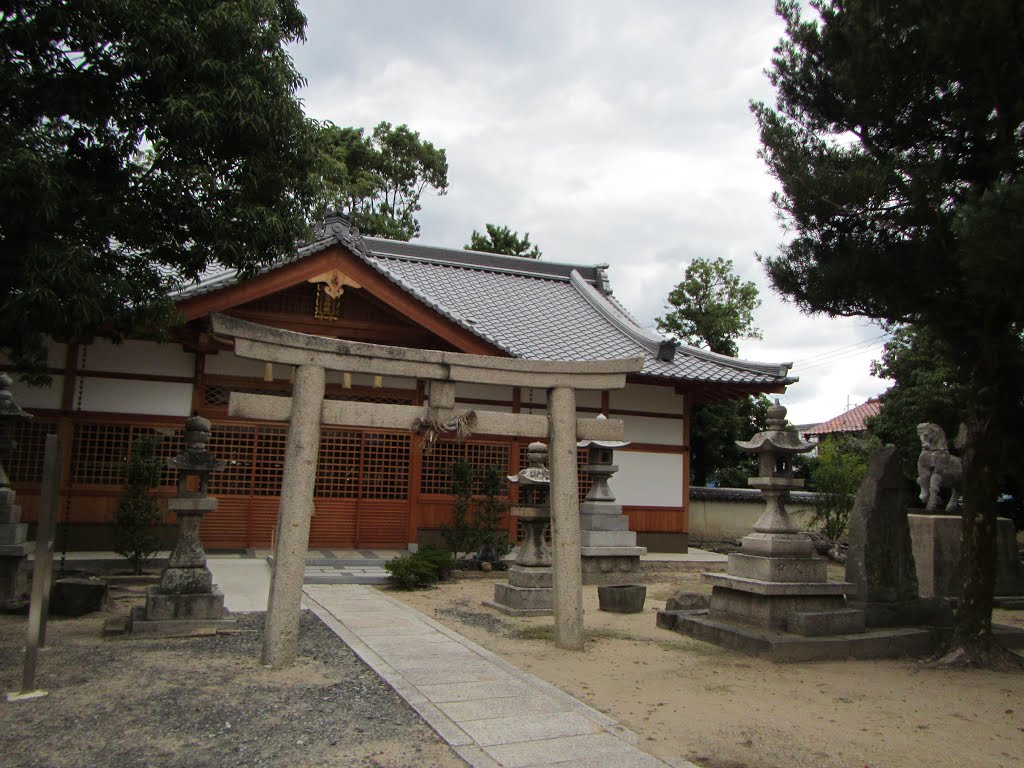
(0, 584, 464, 768)
(390, 573, 1024, 768)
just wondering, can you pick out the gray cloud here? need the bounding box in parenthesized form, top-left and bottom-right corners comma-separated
(289, 1, 890, 424)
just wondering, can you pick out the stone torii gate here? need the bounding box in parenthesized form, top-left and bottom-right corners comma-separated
(209, 314, 643, 666)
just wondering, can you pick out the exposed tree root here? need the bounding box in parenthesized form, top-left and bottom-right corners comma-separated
(931, 637, 1024, 671)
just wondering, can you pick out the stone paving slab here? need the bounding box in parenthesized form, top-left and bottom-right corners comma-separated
(303, 584, 694, 768)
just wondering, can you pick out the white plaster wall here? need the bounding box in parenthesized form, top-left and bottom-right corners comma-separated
(688, 496, 816, 541)
(614, 451, 684, 507)
(204, 351, 268, 378)
(521, 387, 547, 414)
(382, 376, 416, 391)
(619, 414, 683, 446)
(610, 383, 683, 415)
(575, 389, 602, 409)
(47, 341, 69, 368)
(79, 378, 192, 417)
(9, 376, 63, 410)
(83, 339, 193, 377)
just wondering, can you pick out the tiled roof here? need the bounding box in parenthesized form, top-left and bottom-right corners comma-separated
(172, 216, 797, 389)
(803, 399, 881, 436)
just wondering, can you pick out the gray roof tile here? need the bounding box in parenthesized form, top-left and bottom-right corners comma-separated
(171, 219, 795, 388)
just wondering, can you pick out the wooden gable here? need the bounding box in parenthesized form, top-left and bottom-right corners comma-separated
(175, 244, 504, 355)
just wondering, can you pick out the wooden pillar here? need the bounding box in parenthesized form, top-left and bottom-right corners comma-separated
(548, 386, 583, 650)
(682, 394, 692, 536)
(262, 364, 326, 668)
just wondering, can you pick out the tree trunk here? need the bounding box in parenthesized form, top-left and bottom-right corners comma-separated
(940, 383, 1021, 668)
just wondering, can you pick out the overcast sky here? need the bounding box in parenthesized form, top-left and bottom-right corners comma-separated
(288, 0, 892, 425)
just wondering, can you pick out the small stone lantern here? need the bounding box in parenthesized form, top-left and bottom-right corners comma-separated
(734, 399, 814, 537)
(486, 442, 555, 615)
(0, 373, 32, 607)
(507, 441, 552, 567)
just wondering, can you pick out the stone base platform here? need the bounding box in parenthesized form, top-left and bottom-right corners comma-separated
(658, 610, 1024, 661)
(580, 546, 646, 586)
(129, 605, 238, 637)
(849, 597, 954, 628)
(486, 565, 553, 616)
(658, 609, 937, 662)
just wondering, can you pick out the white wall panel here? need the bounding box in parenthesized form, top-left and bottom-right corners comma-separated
(619, 414, 683, 446)
(610, 383, 683, 415)
(9, 377, 62, 410)
(455, 382, 514, 402)
(204, 351, 267, 378)
(614, 451, 683, 507)
(80, 379, 192, 417)
(83, 339, 193, 377)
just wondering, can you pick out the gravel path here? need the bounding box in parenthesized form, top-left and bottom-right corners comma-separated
(0, 609, 466, 768)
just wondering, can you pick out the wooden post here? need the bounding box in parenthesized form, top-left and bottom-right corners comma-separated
(262, 364, 325, 668)
(548, 387, 583, 650)
(8, 435, 60, 702)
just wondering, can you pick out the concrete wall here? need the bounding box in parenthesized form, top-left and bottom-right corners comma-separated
(688, 487, 818, 542)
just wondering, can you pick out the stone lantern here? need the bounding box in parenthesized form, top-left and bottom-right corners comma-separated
(734, 399, 815, 552)
(0, 373, 32, 607)
(660, 399, 867, 648)
(485, 441, 554, 615)
(576, 416, 645, 584)
(131, 415, 236, 634)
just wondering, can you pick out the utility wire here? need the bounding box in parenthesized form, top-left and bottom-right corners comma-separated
(794, 332, 889, 366)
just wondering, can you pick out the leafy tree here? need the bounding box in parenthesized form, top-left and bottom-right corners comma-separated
(867, 326, 968, 482)
(658, 257, 767, 487)
(465, 224, 541, 259)
(1, 0, 322, 383)
(753, 0, 1024, 664)
(315, 120, 448, 241)
(113, 435, 164, 575)
(657, 257, 761, 358)
(808, 434, 879, 542)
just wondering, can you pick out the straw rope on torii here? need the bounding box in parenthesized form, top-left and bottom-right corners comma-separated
(209, 313, 643, 667)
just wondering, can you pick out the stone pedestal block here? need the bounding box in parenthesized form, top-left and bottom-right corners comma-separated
(580, 513, 629, 531)
(728, 553, 827, 583)
(708, 585, 850, 632)
(0, 554, 30, 606)
(0, 523, 26, 545)
(159, 566, 214, 594)
(488, 584, 554, 615)
(143, 586, 229, 621)
(909, 514, 1022, 598)
(787, 609, 866, 637)
(580, 553, 642, 585)
(0, 489, 20, 524)
(50, 577, 109, 616)
(581, 529, 636, 548)
(486, 565, 554, 615)
(741, 532, 814, 557)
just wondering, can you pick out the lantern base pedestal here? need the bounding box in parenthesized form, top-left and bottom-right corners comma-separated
(485, 565, 553, 616)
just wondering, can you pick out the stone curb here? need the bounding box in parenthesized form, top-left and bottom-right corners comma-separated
(303, 585, 698, 768)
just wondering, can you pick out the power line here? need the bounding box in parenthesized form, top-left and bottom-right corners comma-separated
(794, 332, 890, 366)
(799, 342, 887, 371)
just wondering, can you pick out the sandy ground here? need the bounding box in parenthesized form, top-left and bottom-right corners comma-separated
(390, 573, 1024, 768)
(0, 584, 464, 768)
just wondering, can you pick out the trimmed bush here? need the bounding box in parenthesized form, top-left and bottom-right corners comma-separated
(385, 546, 456, 590)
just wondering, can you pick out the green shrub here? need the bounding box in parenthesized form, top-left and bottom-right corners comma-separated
(385, 546, 456, 590)
(113, 435, 165, 574)
(385, 555, 438, 590)
(440, 459, 477, 558)
(416, 546, 455, 580)
(475, 465, 513, 563)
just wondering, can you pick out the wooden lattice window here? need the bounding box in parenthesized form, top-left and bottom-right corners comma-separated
(6, 418, 59, 483)
(361, 432, 410, 500)
(207, 424, 257, 495)
(252, 427, 288, 496)
(324, 392, 414, 405)
(316, 429, 361, 498)
(70, 423, 181, 487)
(420, 440, 511, 496)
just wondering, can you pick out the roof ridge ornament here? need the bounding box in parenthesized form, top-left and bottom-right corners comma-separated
(314, 209, 369, 259)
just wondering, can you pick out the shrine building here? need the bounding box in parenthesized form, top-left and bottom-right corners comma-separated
(5, 214, 795, 552)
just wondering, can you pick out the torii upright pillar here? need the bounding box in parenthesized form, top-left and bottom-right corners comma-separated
(549, 387, 583, 650)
